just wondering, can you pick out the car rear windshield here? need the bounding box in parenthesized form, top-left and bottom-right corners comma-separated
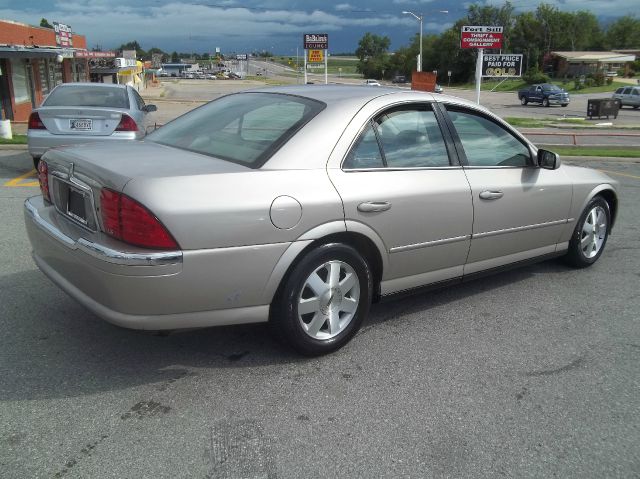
(146, 92, 325, 168)
(44, 86, 129, 108)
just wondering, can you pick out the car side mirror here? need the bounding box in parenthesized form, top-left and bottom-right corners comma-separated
(537, 149, 560, 170)
(144, 104, 157, 113)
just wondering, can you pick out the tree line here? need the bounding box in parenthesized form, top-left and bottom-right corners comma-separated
(356, 2, 640, 82)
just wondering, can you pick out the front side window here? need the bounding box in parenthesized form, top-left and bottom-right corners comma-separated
(447, 108, 531, 167)
(147, 92, 325, 168)
(343, 105, 449, 169)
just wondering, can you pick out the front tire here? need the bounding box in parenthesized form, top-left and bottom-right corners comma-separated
(543, 98, 550, 107)
(520, 96, 528, 105)
(565, 196, 610, 268)
(271, 243, 372, 356)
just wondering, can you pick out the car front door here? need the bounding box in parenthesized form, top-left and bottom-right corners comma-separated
(327, 102, 473, 296)
(441, 105, 573, 274)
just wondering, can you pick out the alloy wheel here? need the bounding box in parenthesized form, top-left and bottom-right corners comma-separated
(580, 205, 607, 259)
(297, 260, 360, 340)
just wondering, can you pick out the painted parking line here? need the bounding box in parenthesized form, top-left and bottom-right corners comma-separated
(598, 169, 640, 180)
(4, 169, 39, 187)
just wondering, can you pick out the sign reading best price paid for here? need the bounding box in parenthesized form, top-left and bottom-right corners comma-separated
(461, 26, 503, 49)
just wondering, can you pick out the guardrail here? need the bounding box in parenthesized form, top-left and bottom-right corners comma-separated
(521, 130, 640, 146)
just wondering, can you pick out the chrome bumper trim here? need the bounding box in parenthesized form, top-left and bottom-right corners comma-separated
(25, 197, 183, 266)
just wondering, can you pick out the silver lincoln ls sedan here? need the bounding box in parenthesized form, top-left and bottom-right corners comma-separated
(24, 86, 618, 355)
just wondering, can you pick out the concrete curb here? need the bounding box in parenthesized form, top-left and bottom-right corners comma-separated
(0, 144, 27, 150)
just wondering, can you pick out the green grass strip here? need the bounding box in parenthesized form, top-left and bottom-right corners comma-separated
(0, 134, 27, 145)
(551, 146, 640, 158)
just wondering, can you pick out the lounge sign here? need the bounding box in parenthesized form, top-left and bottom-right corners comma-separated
(461, 26, 503, 49)
(304, 34, 328, 50)
(482, 54, 523, 77)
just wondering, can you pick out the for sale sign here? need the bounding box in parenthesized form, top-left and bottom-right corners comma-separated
(461, 26, 503, 49)
(482, 54, 523, 77)
(304, 33, 328, 50)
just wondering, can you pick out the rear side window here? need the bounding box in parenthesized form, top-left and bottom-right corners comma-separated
(632, 89, 640, 96)
(343, 105, 450, 169)
(44, 86, 129, 108)
(147, 92, 325, 168)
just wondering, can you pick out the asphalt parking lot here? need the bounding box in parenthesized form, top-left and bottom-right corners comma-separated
(1, 148, 638, 478)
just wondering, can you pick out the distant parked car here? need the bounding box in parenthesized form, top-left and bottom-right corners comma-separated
(612, 86, 640, 108)
(363, 79, 381, 86)
(392, 75, 407, 84)
(27, 83, 157, 169)
(434, 84, 443, 94)
(518, 83, 570, 107)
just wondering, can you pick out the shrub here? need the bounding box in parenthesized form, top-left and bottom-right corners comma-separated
(592, 72, 605, 87)
(523, 67, 549, 84)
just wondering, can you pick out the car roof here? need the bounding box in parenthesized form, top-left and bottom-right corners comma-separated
(53, 82, 128, 90)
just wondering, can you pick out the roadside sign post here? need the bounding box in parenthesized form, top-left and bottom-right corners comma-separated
(476, 48, 483, 105)
(461, 26, 503, 104)
(303, 33, 328, 85)
(447, 70, 452, 87)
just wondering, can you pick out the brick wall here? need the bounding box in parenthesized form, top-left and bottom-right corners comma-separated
(0, 19, 87, 49)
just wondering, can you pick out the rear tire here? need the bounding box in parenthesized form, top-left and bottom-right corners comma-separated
(520, 97, 528, 105)
(543, 98, 550, 107)
(270, 243, 372, 356)
(565, 196, 610, 268)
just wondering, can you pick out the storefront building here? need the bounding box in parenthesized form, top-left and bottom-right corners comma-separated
(0, 19, 89, 122)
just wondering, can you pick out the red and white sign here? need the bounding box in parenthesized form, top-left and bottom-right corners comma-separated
(75, 50, 116, 58)
(461, 26, 503, 49)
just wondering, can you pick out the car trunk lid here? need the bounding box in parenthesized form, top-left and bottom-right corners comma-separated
(37, 107, 129, 136)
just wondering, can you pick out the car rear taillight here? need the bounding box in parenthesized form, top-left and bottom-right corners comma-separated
(28, 112, 46, 130)
(37, 160, 51, 202)
(99, 188, 178, 250)
(115, 114, 138, 132)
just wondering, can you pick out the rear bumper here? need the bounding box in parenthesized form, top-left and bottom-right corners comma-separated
(27, 130, 141, 158)
(24, 196, 284, 330)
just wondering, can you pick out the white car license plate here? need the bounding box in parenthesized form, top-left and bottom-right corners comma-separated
(70, 119, 93, 131)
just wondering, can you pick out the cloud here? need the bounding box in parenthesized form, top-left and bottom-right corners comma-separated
(335, 3, 354, 11)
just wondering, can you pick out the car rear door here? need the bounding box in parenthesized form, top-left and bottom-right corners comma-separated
(327, 101, 473, 296)
(440, 104, 573, 274)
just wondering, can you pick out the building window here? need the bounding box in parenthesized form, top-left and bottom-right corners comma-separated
(10, 59, 31, 104)
(73, 60, 86, 82)
(39, 61, 50, 96)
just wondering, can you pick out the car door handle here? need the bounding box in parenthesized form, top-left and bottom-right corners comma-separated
(357, 201, 392, 212)
(479, 190, 504, 200)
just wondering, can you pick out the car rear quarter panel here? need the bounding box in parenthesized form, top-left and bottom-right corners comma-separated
(123, 169, 345, 250)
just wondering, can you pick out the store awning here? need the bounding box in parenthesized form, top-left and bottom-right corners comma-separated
(0, 46, 60, 58)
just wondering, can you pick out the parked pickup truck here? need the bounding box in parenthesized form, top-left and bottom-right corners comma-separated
(518, 83, 570, 107)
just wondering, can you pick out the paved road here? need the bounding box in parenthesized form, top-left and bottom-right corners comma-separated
(1, 149, 639, 478)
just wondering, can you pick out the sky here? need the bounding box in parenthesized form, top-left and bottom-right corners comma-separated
(1, 0, 638, 54)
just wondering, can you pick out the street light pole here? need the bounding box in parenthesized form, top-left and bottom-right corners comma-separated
(402, 10, 448, 73)
(402, 11, 423, 72)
